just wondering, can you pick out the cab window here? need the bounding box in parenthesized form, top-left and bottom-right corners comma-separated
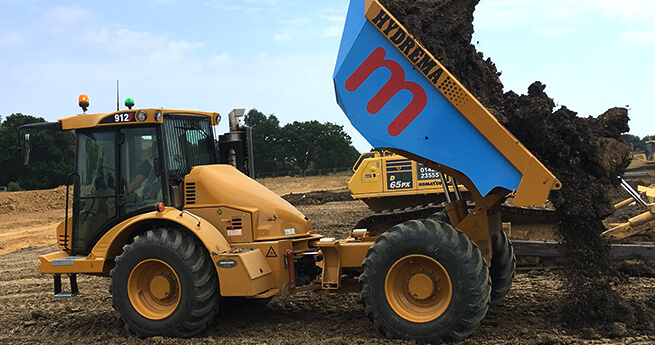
(74, 131, 117, 252)
(121, 128, 163, 214)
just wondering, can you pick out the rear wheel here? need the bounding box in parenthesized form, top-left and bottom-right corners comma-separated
(360, 218, 490, 343)
(110, 228, 220, 338)
(489, 230, 515, 306)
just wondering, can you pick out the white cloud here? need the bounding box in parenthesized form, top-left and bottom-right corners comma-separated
(476, 0, 655, 29)
(593, 0, 655, 21)
(83, 27, 109, 44)
(148, 0, 176, 6)
(535, 26, 576, 36)
(206, 0, 281, 16)
(474, 1, 544, 28)
(321, 26, 343, 38)
(622, 29, 655, 45)
(83, 28, 203, 63)
(325, 15, 345, 23)
(281, 17, 311, 27)
(168, 39, 204, 52)
(210, 53, 231, 65)
(243, 0, 279, 6)
(273, 32, 292, 42)
(0, 31, 22, 49)
(41, 6, 91, 26)
(204, 1, 241, 11)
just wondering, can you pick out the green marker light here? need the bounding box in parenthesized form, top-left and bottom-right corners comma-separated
(125, 98, 135, 109)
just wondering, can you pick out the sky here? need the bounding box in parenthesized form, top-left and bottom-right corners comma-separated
(1, 0, 653, 153)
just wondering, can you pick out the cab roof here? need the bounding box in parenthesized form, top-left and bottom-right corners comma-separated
(58, 108, 220, 131)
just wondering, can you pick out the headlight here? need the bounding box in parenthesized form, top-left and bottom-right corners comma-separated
(136, 110, 147, 122)
(154, 110, 163, 122)
(216, 113, 222, 125)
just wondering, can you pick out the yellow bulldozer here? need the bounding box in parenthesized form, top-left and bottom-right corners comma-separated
(21, 1, 564, 343)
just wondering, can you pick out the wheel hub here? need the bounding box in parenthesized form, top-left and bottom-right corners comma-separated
(385, 254, 453, 323)
(150, 275, 174, 300)
(128, 259, 181, 320)
(408, 273, 435, 300)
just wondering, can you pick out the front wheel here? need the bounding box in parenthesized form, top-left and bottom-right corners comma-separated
(360, 218, 490, 343)
(110, 228, 220, 338)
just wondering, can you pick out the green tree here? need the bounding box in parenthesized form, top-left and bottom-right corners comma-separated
(244, 109, 288, 173)
(243, 109, 360, 175)
(621, 134, 644, 152)
(0, 113, 75, 190)
(281, 121, 359, 171)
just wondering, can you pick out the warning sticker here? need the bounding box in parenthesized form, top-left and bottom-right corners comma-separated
(227, 229, 242, 236)
(266, 247, 277, 257)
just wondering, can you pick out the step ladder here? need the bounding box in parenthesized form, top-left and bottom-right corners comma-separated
(53, 274, 79, 297)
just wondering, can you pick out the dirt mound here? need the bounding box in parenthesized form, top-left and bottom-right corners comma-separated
(0, 186, 70, 214)
(257, 173, 351, 196)
(282, 189, 353, 206)
(381, 0, 649, 335)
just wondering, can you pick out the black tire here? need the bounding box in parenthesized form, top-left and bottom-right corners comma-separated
(110, 228, 220, 338)
(360, 218, 490, 343)
(489, 230, 515, 306)
(429, 211, 450, 224)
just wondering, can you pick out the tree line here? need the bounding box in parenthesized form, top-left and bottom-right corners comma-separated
(0, 110, 361, 191)
(0, 113, 75, 191)
(621, 134, 655, 154)
(244, 109, 360, 175)
(4, 110, 651, 192)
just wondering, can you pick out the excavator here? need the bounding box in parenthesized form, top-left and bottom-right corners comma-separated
(348, 149, 557, 237)
(349, 149, 655, 259)
(22, 0, 563, 343)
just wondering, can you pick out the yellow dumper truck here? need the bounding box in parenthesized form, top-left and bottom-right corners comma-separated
(23, 1, 560, 343)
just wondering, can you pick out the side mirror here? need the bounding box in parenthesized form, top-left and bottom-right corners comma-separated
(22, 133, 31, 166)
(17, 121, 61, 166)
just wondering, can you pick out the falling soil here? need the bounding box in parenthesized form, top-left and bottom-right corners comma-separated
(381, 0, 652, 336)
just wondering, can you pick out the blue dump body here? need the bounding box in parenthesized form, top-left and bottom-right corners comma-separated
(333, 0, 523, 199)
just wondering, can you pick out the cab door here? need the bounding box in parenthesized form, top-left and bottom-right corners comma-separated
(73, 130, 118, 254)
(72, 127, 164, 254)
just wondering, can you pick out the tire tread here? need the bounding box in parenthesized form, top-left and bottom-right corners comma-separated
(109, 228, 219, 338)
(360, 216, 490, 343)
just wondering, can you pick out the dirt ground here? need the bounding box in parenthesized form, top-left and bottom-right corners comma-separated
(1, 176, 655, 344)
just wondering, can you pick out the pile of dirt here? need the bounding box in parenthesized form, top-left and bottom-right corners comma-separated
(282, 189, 353, 206)
(381, 0, 652, 335)
(257, 174, 351, 196)
(0, 186, 70, 214)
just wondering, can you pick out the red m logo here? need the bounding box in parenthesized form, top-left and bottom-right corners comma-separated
(345, 47, 427, 136)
